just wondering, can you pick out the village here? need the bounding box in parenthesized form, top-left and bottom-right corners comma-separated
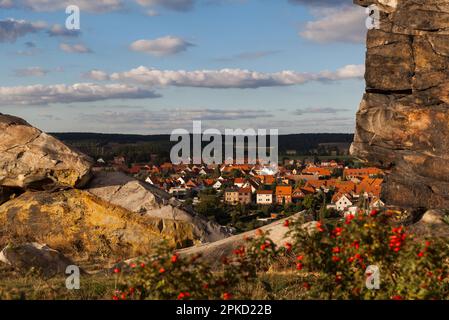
(95, 156, 385, 233)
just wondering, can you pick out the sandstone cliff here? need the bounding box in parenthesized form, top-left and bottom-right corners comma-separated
(351, 0, 449, 209)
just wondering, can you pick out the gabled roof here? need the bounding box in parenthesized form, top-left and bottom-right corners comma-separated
(276, 185, 292, 196)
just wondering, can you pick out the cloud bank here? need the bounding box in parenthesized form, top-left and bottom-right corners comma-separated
(106, 64, 364, 89)
(0, 83, 160, 105)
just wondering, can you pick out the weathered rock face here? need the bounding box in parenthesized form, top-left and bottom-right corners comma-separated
(88, 172, 229, 243)
(351, 0, 449, 209)
(0, 243, 78, 277)
(0, 189, 199, 262)
(408, 210, 449, 237)
(0, 113, 93, 190)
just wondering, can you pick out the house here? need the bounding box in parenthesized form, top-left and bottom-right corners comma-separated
(356, 178, 383, 197)
(256, 190, 273, 205)
(306, 179, 327, 191)
(234, 178, 246, 188)
(224, 189, 239, 205)
(292, 188, 306, 202)
(185, 179, 198, 189)
(326, 179, 356, 194)
(302, 167, 332, 177)
(275, 185, 292, 204)
(370, 197, 385, 209)
(202, 179, 215, 188)
(343, 167, 383, 179)
(212, 180, 222, 190)
(238, 187, 252, 205)
(333, 193, 353, 211)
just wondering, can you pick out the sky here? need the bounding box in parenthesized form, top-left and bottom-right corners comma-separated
(0, 0, 368, 135)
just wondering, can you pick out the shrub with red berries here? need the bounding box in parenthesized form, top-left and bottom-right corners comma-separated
(114, 233, 276, 300)
(287, 209, 449, 299)
(114, 209, 449, 300)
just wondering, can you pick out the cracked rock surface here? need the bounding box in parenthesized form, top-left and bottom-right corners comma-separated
(351, 0, 449, 209)
(88, 171, 230, 243)
(0, 113, 93, 190)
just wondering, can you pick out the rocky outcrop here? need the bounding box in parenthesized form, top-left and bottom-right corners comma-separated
(0, 189, 199, 262)
(0, 113, 93, 191)
(351, 0, 449, 209)
(88, 171, 229, 243)
(408, 209, 449, 237)
(178, 213, 314, 266)
(0, 243, 78, 277)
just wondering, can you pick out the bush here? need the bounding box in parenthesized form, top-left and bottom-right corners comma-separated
(113, 233, 277, 300)
(288, 210, 449, 299)
(114, 209, 449, 300)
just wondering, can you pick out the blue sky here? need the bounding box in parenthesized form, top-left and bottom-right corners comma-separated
(0, 0, 368, 134)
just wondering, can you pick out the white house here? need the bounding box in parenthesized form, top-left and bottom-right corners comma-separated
(212, 180, 222, 190)
(335, 194, 353, 211)
(256, 190, 273, 205)
(370, 198, 385, 209)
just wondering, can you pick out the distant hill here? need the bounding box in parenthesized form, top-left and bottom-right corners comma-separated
(51, 132, 354, 164)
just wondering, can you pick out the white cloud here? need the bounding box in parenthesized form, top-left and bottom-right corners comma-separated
(60, 43, 92, 54)
(109, 65, 364, 89)
(130, 36, 194, 56)
(14, 67, 49, 77)
(0, 83, 160, 106)
(0, 18, 46, 43)
(300, 5, 367, 43)
(82, 70, 110, 81)
(0, 0, 123, 12)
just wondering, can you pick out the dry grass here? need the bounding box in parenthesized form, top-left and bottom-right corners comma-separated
(0, 264, 115, 300)
(0, 262, 306, 300)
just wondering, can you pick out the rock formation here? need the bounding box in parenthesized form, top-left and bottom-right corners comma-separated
(351, 0, 449, 209)
(408, 209, 449, 237)
(0, 113, 93, 190)
(88, 171, 229, 243)
(0, 189, 198, 262)
(0, 243, 78, 278)
(178, 213, 316, 266)
(0, 113, 229, 271)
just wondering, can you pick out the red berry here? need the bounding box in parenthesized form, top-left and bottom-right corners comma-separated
(223, 292, 232, 300)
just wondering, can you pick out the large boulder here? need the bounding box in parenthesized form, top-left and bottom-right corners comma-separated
(0, 189, 200, 263)
(87, 171, 229, 243)
(351, 0, 449, 209)
(408, 210, 449, 238)
(0, 243, 78, 278)
(0, 113, 93, 191)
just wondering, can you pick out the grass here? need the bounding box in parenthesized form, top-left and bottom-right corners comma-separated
(0, 265, 115, 300)
(0, 263, 308, 300)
